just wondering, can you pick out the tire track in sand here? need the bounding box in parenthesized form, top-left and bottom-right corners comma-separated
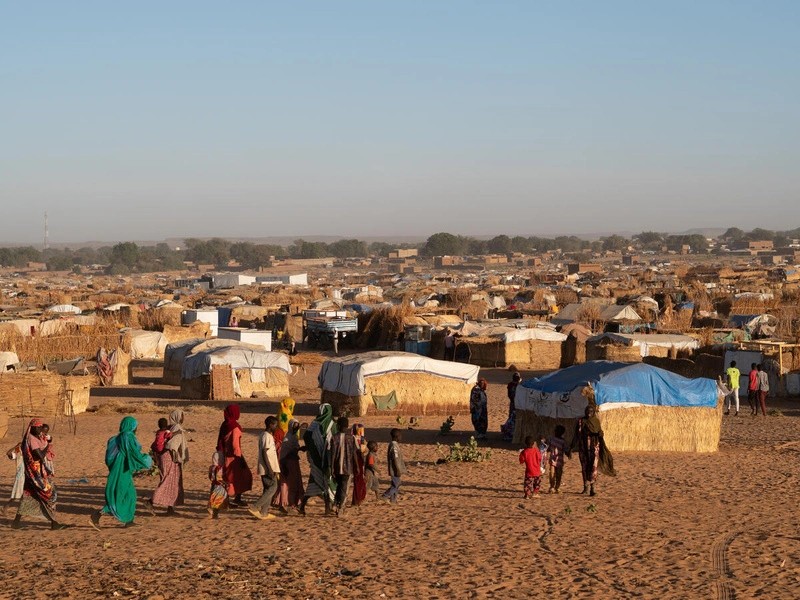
(712, 532, 737, 600)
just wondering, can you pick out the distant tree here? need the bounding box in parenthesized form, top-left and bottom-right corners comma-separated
(601, 235, 629, 252)
(230, 242, 286, 267)
(110, 242, 140, 268)
(774, 233, 790, 248)
(288, 239, 329, 259)
(46, 254, 74, 271)
(421, 233, 469, 256)
(487, 235, 512, 254)
(554, 236, 589, 253)
(328, 239, 368, 258)
(467, 238, 488, 255)
(368, 242, 394, 256)
(634, 231, 663, 250)
(722, 227, 745, 242)
(746, 228, 775, 241)
(185, 238, 231, 266)
(510, 236, 533, 253)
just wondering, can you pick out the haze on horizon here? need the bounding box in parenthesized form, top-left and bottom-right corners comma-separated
(2, 2, 799, 245)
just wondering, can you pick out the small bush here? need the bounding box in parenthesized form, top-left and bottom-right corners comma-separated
(436, 437, 491, 463)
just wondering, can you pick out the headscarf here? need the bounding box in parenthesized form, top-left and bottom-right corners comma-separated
(102, 416, 153, 523)
(217, 404, 242, 452)
(477, 378, 488, 390)
(21, 418, 54, 504)
(583, 404, 603, 435)
(166, 409, 189, 464)
(277, 398, 295, 433)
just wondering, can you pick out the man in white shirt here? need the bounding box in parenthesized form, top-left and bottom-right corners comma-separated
(250, 416, 281, 520)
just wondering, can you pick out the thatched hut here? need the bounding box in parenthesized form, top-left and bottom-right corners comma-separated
(0, 371, 94, 417)
(180, 344, 291, 400)
(454, 324, 566, 369)
(514, 361, 722, 452)
(559, 323, 592, 367)
(163, 338, 206, 386)
(585, 333, 699, 362)
(126, 329, 168, 359)
(319, 351, 479, 417)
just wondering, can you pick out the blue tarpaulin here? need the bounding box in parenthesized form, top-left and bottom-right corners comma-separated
(521, 361, 628, 393)
(521, 361, 717, 408)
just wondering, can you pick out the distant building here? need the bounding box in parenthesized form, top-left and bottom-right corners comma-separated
(567, 263, 602, 275)
(434, 256, 463, 268)
(622, 255, 640, 266)
(387, 249, 418, 259)
(748, 240, 774, 252)
(256, 273, 308, 286)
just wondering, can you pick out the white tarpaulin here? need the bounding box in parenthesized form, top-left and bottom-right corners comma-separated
(319, 351, 479, 397)
(0, 319, 39, 336)
(587, 333, 699, 357)
(458, 322, 566, 343)
(39, 320, 72, 337)
(502, 328, 567, 343)
(128, 330, 168, 359)
(182, 346, 290, 380)
(46, 304, 82, 314)
(0, 351, 19, 371)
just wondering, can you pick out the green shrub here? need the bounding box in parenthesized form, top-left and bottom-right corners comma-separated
(436, 436, 491, 463)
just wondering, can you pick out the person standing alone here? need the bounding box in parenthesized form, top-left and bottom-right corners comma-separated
(724, 361, 740, 416)
(470, 378, 489, 440)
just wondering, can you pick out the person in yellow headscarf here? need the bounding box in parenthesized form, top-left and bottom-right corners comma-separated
(277, 398, 295, 435)
(272, 399, 295, 473)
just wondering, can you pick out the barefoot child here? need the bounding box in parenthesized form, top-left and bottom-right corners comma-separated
(519, 435, 542, 499)
(547, 425, 568, 494)
(207, 451, 229, 518)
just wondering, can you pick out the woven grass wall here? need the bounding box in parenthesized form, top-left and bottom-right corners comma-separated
(461, 338, 563, 369)
(586, 342, 642, 362)
(0, 324, 126, 365)
(600, 402, 722, 452)
(139, 305, 183, 331)
(237, 369, 290, 399)
(322, 371, 472, 417)
(110, 349, 132, 386)
(0, 372, 94, 417)
(514, 400, 723, 453)
(560, 337, 586, 367)
(162, 322, 210, 345)
(457, 338, 504, 367)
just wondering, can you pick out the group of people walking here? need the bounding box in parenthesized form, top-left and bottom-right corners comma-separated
(6, 399, 406, 530)
(519, 404, 616, 499)
(724, 361, 771, 417)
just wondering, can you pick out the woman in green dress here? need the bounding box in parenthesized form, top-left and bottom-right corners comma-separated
(90, 416, 153, 529)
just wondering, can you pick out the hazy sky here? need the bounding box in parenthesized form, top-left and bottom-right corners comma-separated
(2, 2, 799, 244)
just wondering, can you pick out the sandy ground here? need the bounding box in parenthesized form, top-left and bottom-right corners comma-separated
(1, 362, 800, 600)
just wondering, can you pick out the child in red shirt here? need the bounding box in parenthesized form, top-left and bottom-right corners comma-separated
(519, 435, 543, 499)
(151, 418, 171, 455)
